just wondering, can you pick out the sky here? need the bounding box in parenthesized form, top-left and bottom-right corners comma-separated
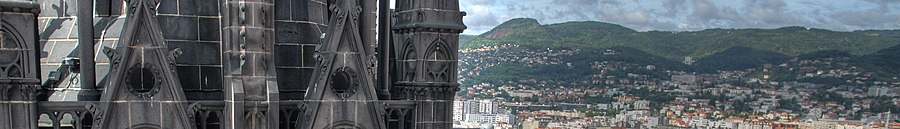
(456, 0, 900, 35)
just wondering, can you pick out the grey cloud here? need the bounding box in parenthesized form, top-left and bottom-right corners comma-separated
(662, 0, 687, 17)
(600, 0, 622, 6)
(685, 0, 742, 29)
(738, 0, 810, 28)
(467, 0, 495, 6)
(830, 10, 900, 30)
(459, 0, 900, 35)
(462, 12, 500, 35)
(864, 0, 900, 4)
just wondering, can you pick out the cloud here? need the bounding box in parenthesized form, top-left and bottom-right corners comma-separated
(864, 0, 900, 4)
(742, 0, 798, 26)
(830, 9, 900, 30)
(467, 0, 496, 5)
(682, 0, 742, 29)
(460, 0, 502, 34)
(662, 0, 688, 17)
(459, 0, 900, 35)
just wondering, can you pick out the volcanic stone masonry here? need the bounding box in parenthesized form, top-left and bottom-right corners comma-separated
(0, 0, 465, 129)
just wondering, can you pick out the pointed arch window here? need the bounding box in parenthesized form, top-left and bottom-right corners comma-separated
(402, 41, 417, 82)
(0, 26, 25, 78)
(425, 40, 451, 82)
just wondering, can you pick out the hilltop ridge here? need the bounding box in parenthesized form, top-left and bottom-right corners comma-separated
(462, 18, 900, 61)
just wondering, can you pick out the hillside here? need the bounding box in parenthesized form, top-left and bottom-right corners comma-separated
(855, 45, 900, 78)
(461, 18, 900, 61)
(471, 47, 688, 85)
(694, 46, 792, 71)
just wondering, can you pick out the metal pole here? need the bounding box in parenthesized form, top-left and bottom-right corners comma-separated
(77, 0, 99, 101)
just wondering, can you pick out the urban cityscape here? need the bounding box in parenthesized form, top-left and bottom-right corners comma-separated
(451, 44, 899, 128)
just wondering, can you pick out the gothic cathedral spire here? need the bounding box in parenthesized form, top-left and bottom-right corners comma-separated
(302, 0, 387, 129)
(95, 0, 194, 128)
(392, 0, 467, 128)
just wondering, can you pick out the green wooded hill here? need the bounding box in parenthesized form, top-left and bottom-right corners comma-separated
(855, 45, 900, 79)
(462, 18, 900, 61)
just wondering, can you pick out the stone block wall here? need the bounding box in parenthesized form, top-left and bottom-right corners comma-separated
(37, 0, 327, 101)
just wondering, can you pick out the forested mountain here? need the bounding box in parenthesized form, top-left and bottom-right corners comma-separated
(462, 18, 900, 61)
(460, 18, 900, 76)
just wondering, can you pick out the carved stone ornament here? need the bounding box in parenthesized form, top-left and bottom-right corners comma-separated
(94, 0, 195, 128)
(329, 67, 359, 99)
(124, 63, 161, 98)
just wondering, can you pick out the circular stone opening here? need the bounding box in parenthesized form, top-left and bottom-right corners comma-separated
(330, 68, 358, 98)
(128, 66, 157, 93)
